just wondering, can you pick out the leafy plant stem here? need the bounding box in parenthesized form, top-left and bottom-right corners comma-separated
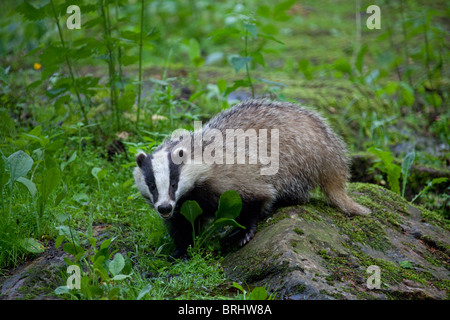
(49, 0, 88, 125)
(100, 0, 120, 131)
(244, 30, 254, 98)
(136, 0, 145, 128)
(421, 11, 437, 111)
(399, 0, 413, 87)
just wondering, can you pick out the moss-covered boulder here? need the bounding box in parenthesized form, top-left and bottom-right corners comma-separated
(222, 183, 450, 300)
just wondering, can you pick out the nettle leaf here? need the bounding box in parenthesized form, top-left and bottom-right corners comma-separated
(216, 190, 242, 220)
(230, 56, 253, 73)
(16, 1, 51, 21)
(7, 150, 33, 183)
(244, 23, 257, 39)
(181, 200, 203, 225)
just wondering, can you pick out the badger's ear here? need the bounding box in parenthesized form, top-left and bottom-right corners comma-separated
(136, 151, 147, 168)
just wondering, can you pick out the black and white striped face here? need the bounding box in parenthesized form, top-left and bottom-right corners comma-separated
(133, 148, 186, 219)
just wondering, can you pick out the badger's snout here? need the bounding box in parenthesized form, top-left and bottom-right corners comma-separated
(157, 203, 173, 218)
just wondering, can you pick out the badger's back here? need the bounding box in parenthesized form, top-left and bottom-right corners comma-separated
(201, 99, 350, 205)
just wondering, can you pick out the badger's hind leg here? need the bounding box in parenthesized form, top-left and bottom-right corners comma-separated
(321, 177, 370, 216)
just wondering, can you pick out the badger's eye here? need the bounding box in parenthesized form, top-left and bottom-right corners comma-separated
(171, 182, 177, 189)
(149, 184, 156, 191)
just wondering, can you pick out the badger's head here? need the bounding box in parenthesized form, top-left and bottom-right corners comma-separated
(133, 141, 204, 219)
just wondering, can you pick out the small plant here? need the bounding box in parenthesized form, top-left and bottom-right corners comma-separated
(368, 147, 415, 197)
(233, 282, 276, 300)
(54, 213, 132, 300)
(180, 190, 245, 250)
(410, 177, 448, 204)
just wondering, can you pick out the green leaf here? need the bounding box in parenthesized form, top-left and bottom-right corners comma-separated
(250, 287, 268, 300)
(40, 167, 61, 201)
(111, 274, 131, 281)
(21, 238, 45, 253)
(230, 56, 253, 73)
(61, 151, 77, 172)
(54, 235, 66, 249)
(180, 200, 203, 225)
(232, 282, 245, 293)
(212, 218, 245, 230)
(0, 67, 9, 84)
(54, 286, 70, 295)
(109, 253, 125, 276)
(368, 147, 401, 194)
(250, 51, 265, 67)
(91, 167, 107, 181)
(137, 284, 152, 300)
(63, 242, 82, 255)
(216, 190, 242, 220)
(187, 38, 204, 67)
(387, 166, 401, 195)
(54, 184, 67, 207)
(7, 150, 33, 182)
(108, 287, 121, 299)
(333, 58, 352, 75)
(399, 82, 415, 107)
(244, 23, 257, 39)
(401, 151, 415, 197)
(16, 177, 37, 198)
(399, 260, 413, 269)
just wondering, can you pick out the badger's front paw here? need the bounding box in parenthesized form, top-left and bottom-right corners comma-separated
(238, 227, 256, 247)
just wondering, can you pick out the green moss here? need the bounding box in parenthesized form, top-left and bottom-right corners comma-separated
(293, 227, 304, 235)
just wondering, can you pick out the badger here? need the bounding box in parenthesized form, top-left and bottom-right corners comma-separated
(134, 99, 370, 258)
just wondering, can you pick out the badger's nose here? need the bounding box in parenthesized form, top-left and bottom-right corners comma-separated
(157, 204, 173, 216)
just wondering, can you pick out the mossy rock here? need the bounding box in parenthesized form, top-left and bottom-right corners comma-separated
(222, 183, 450, 300)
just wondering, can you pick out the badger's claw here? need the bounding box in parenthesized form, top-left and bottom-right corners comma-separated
(238, 228, 256, 246)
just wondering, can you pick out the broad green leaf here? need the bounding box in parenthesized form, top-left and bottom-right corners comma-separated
(91, 167, 107, 181)
(216, 190, 242, 220)
(40, 167, 61, 201)
(250, 287, 268, 300)
(54, 184, 67, 207)
(387, 165, 401, 195)
(7, 150, 33, 182)
(109, 253, 125, 276)
(16, 177, 37, 198)
(188, 38, 204, 67)
(21, 238, 45, 253)
(54, 286, 70, 295)
(181, 200, 203, 224)
(333, 58, 351, 75)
